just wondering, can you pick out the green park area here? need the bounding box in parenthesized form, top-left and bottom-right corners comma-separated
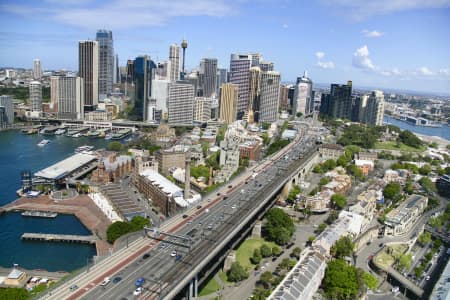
(236, 238, 277, 270)
(199, 277, 221, 297)
(374, 141, 424, 153)
(373, 244, 409, 269)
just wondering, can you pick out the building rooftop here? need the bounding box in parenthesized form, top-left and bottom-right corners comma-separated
(7, 268, 24, 279)
(34, 153, 97, 180)
(140, 169, 188, 207)
(385, 194, 427, 226)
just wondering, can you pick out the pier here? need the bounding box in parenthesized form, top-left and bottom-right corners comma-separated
(21, 233, 97, 244)
(21, 210, 58, 218)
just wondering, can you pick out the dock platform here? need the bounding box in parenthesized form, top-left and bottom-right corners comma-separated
(21, 233, 97, 244)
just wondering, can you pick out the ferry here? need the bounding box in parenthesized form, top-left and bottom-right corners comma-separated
(72, 133, 82, 138)
(75, 145, 94, 153)
(111, 129, 132, 140)
(54, 128, 66, 135)
(37, 139, 50, 147)
(87, 130, 101, 138)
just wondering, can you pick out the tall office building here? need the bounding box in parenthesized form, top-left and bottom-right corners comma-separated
(216, 68, 227, 96)
(328, 81, 352, 120)
(79, 40, 99, 111)
(0, 95, 14, 125)
(56, 76, 84, 120)
(50, 76, 59, 111)
(229, 54, 252, 117)
(248, 67, 261, 121)
(96, 30, 114, 99)
(151, 79, 170, 119)
(134, 55, 154, 121)
(259, 71, 280, 123)
(194, 97, 211, 122)
(279, 85, 289, 111)
(260, 61, 274, 72)
(168, 82, 194, 125)
(33, 59, 42, 79)
(219, 83, 238, 124)
(293, 71, 313, 116)
(126, 60, 135, 83)
(364, 90, 385, 125)
(169, 44, 180, 82)
(113, 54, 119, 84)
(29, 81, 42, 112)
(199, 58, 217, 97)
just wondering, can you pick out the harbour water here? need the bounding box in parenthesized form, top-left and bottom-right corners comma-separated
(384, 115, 450, 141)
(0, 130, 108, 272)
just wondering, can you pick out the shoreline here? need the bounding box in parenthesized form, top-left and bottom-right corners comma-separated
(415, 133, 450, 149)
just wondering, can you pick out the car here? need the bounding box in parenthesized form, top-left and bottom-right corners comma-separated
(231, 205, 237, 209)
(228, 185, 233, 188)
(135, 277, 145, 287)
(69, 284, 78, 292)
(208, 224, 213, 229)
(187, 221, 193, 225)
(143, 253, 150, 259)
(171, 251, 177, 257)
(217, 192, 221, 196)
(175, 254, 183, 262)
(196, 205, 202, 209)
(426, 275, 430, 281)
(100, 277, 110, 286)
(182, 214, 188, 219)
(379, 243, 384, 247)
(133, 287, 143, 296)
(112, 276, 122, 284)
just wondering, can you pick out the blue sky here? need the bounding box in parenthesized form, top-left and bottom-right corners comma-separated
(1, 0, 449, 94)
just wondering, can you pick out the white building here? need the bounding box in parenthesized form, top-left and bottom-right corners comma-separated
(293, 71, 313, 116)
(194, 97, 211, 122)
(0, 95, 14, 125)
(33, 59, 42, 79)
(151, 79, 170, 118)
(384, 194, 427, 236)
(169, 44, 180, 82)
(364, 90, 384, 126)
(29, 81, 42, 112)
(259, 71, 280, 123)
(56, 76, 84, 120)
(168, 82, 194, 125)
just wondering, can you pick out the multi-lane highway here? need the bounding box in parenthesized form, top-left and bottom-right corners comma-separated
(41, 123, 317, 300)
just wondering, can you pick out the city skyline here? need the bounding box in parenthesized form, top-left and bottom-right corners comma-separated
(0, 0, 449, 94)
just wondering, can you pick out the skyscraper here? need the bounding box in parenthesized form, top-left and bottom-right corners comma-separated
(56, 76, 84, 120)
(181, 39, 188, 79)
(113, 54, 119, 84)
(219, 83, 238, 124)
(328, 81, 352, 120)
(126, 60, 135, 83)
(33, 59, 42, 80)
(199, 58, 218, 97)
(50, 76, 59, 111)
(167, 82, 194, 125)
(0, 95, 14, 125)
(229, 54, 252, 118)
(260, 61, 274, 72)
(279, 85, 289, 111)
(169, 44, 180, 82)
(194, 97, 211, 122)
(258, 71, 280, 123)
(96, 30, 114, 99)
(29, 81, 42, 112)
(248, 67, 261, 121)
(364, 90, 385, 125)
(134, 55, 154, 121)
(79, 40, 99, 111)
(293, 71, 313, 116)
(216, 68, 227, 96)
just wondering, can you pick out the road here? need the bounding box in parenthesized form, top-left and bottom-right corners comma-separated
(40, 124, 316, 300)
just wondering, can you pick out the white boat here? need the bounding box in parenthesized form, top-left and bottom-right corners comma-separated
(72, 133, 82, 138)
(104, 133, 113, 140)
(37, 139, 50, 147)
(54, 128, 66, 135)
(75, 145, 94, 153)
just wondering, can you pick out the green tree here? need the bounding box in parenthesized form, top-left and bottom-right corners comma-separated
(259, 271, 274, 288)
(330, 236, 354, 259)
(419, 164, 432, 175)
(397, 254, 412, 271)
(325, 210, 339, 225)
(261, 122, 271, 130)
(106, 216, 150, 243)
(397, 130, 423, 148)
(261, 132, 270, 145)
(383, 182, 402, 202)
(417, 232, 432, 246)
(108, 141, 122, 151)
(251, 248, 262, 264)
(260, 244, 272, 258)
(419, 177, 437, 193)
(347, 164, 364, 180)
(363, 272, 378, 290)
(331, 193, 347, 210)
(429, 216, 443, 228)
(404, 180, 414, 194)
(0, 287, 29, 300)
(323, 259, 360, 299)
(227, 262, 248, 282)
(323, 159, 337, 171)
(307, 235, 315, 244)
(272, 246, 282, 257)
(279, 258, 292, 270)
(337, 155, 351, 167)
(290, 247, 302, 259)
(316, 223, 327, 234)
(287, 185, 301, 204)
(263, 208, 295, 245)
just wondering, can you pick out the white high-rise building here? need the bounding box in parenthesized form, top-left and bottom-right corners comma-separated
(79, 40, 99, 110)
(33, 59, 42, 79)
(229, 54, 252, 117)
(199, 58, 217, 97)
(168, 82, 194, 125)
(50, 76, 59, 111)
(0, 95, 14, 125)
(194, 97, 211, 122)
(364, 90, 385, 126)
(151, 79, 170, 119)
(55, 76, 84, 120)
(96, 30, 114, 99)
(293, 71, 313, 116)
(219, 83, 238, 124)
(259, 71, 280, 123)
(29, 81, 42, 112)
(169, 44, 180, 82)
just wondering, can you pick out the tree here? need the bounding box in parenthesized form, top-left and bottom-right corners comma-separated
(347, 164, 364, 180)
(383, 182, 402, 202)
(272, 246, 282, 257)
(397, 130, 423, 148)
(419, 164, 432, 175)
(397, 254, 412, 271)
(0, 287, 29, 300)
(325, 210, 339, 225)
(323, 159, 337, 171)
(307, 235, 315, 244)
(419, 177, 437, 194)
(108, 141, 123, 151)
(316, 223, 327, 234)
(417, 232, 432, 246)
(429, 216, 443, 228)
(106, 216, 150, 243)
(404, 180, 414, 194)
(337, 155, 351, 167)
(330, 236, 354, 259)
(290, 247, 302, 259)
(263, 208, 295, 245)
(331, 194, 347, 210)
(363, 272, 378, 290)
(227, 262, 248, 282)
(279, 258, 292, 270)
(287, 185, 301, 204)
(251, 248, 262, 264)
(261, 132, 270, 145)
(260, 244, 272, 258)
(261, 122, 271, 130)
(259, 271, 274, 288)
(323, 259, 360, 300)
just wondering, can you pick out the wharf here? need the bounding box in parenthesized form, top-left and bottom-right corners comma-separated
(0, 194, 112, 256)
(21, 233, 97, 244)
(21, 210, 58, 218)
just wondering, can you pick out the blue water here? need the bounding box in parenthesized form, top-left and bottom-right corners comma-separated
(384, 115, 450, 141)
(0, 131, 108, 272)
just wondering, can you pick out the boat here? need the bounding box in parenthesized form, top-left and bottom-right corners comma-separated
(104, 133, 113, 140)
(37, 139, 50, 147)
(111, 129, 132, 140)
(87, 130, 101, 138)
(54, 128, 66, 135)
(72, 133, 82, 138)
(75, 145, 94, 153)
(22, 211, 58, 218)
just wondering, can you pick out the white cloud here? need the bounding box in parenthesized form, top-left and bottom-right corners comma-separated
(362, 29, 383, 38)
(321, 0, 450, 20)
(439, 68, 450, 76)
(418, 67, 433, 76)
(282, 23, 289, 29)
(0, 0, 235, 30)
(352, 45, 376, 70)
(315, 51, 335, 69)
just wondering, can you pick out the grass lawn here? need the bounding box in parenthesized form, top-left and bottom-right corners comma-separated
(236, 238, 277, 270)
(198, 277, 221, 296)
(374, 244, 408, 270)
(374, 141, 424, 152)
(218, 271, 229, 284)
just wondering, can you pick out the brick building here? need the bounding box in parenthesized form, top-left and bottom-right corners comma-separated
(91, 152, 133, 184)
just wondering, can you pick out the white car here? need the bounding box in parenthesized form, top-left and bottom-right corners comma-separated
(171, 251, 177, 257)
(133, 287, 143, 296)
(100, 277, 110, 286)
